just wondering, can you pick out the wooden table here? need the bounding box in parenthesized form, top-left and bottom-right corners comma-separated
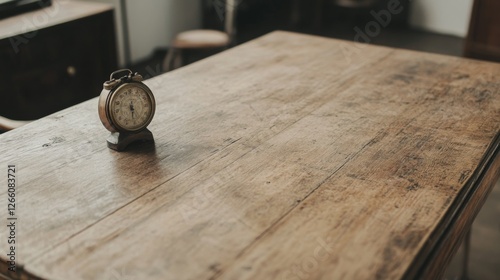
(0, 31, 499, 280)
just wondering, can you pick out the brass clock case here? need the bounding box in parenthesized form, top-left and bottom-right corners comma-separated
(98, 72, 156, 133)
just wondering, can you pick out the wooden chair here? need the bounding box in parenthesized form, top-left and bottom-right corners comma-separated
(162, 0, 237, 72)
(0, 115, 31, 132)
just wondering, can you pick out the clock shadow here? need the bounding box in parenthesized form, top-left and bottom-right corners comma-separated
(111, 139, 168, 198)
(120, 138, 157, 155)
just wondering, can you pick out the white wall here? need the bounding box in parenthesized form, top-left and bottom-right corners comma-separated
(80, 0, 201, 66)
(409, 0, 474, 37)
(126, 0, 201, 63)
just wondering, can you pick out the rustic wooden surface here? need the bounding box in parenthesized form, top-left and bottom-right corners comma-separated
(0, 31, 499, 280)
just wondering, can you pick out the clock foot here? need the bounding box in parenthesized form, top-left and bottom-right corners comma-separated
(106, 129, 154, 151)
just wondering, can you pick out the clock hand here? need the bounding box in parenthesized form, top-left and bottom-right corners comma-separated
(129, 101, 135, 118)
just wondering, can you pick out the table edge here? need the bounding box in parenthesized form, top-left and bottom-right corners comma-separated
(405, 131, 500, 279)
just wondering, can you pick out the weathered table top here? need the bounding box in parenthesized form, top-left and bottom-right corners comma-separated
(1, 31, 499, 280)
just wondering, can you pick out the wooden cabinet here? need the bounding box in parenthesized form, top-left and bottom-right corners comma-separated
(465, 0, 500, 62)
(0, 1, 117, 120)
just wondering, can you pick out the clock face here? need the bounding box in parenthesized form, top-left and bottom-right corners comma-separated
(108, 83, 155, 132)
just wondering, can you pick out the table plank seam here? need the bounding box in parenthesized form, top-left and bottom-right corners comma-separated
(209, 129, 388, 280)
(23, 141, 248, 266)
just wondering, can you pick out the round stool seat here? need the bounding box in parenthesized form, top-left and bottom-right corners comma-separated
(0, 115, 31, 131)
(173, 30, 230, 49)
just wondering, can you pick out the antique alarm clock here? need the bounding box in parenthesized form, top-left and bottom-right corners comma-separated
(98, 69, 156, 151)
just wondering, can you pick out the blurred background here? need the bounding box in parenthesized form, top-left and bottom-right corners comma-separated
(85, 0, 476, 71)
(1, 0, 496, 123)
(0, 0, 499, 278)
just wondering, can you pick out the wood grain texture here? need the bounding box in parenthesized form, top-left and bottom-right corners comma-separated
(0, 31, 499, 280)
